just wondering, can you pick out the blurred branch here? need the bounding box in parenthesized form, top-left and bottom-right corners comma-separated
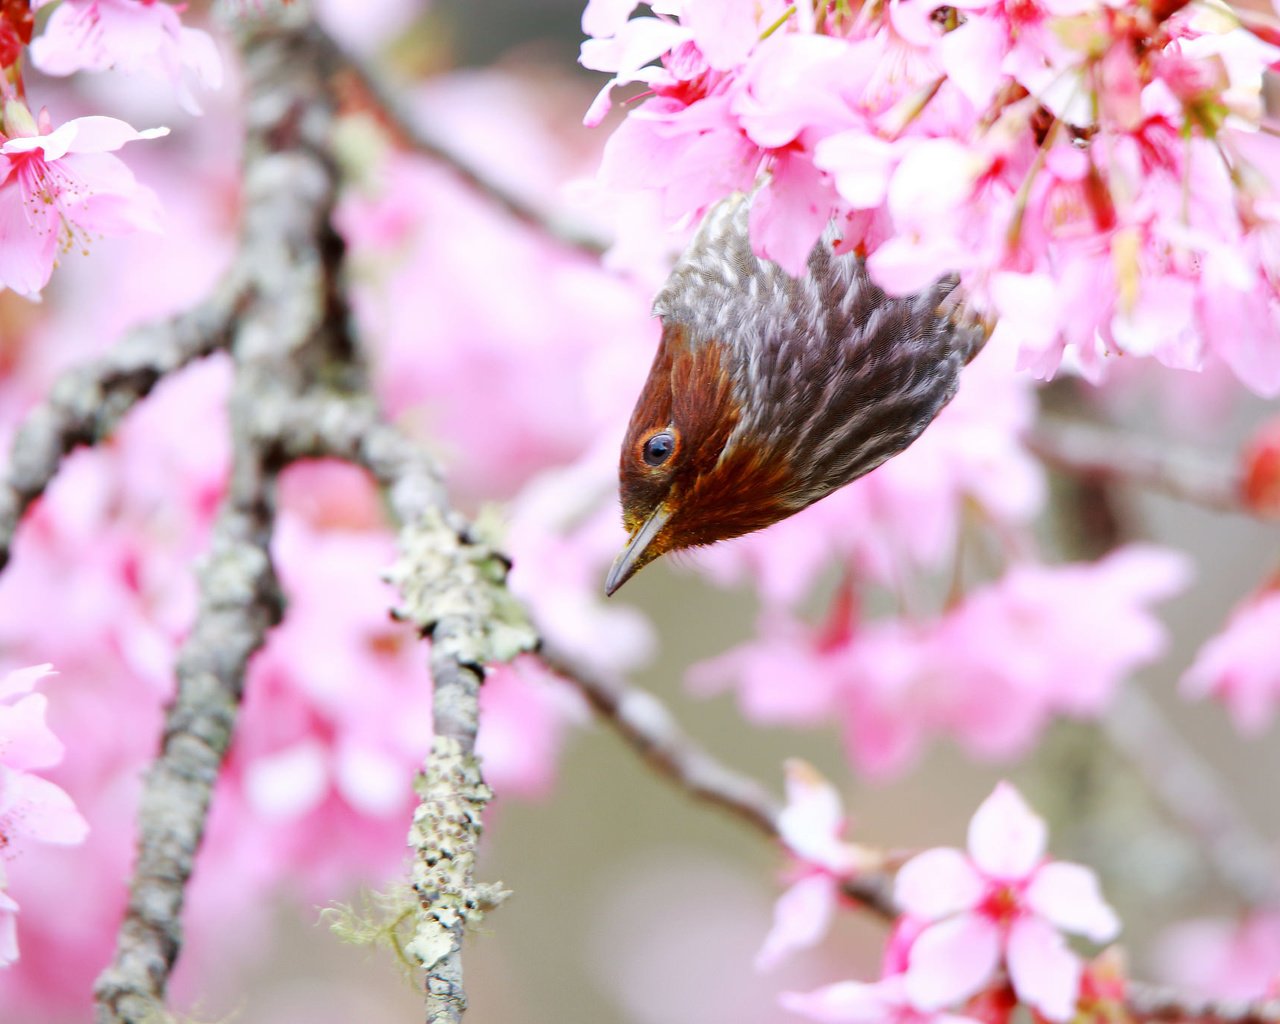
(1029, 417, 1246, 514)
(537, 641, 900, 920)
(1127, 982, 1280, 1024)
(312, 28, 611, 260)
(1104, 686, 1280, 907)
(0, 278, 245, 574)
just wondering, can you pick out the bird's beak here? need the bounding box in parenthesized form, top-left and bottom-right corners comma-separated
(605, 504, 672, 596)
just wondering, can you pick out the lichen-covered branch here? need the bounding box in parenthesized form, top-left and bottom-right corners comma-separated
(386, 514, 535, 1023)
(278, 391, 533, 1021)
(91, 393, 284, 1024)
(0, 278, 245, 573)
(92, 11, 346, 1022)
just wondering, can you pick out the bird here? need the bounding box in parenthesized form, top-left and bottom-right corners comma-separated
(604, 194, 990, 596)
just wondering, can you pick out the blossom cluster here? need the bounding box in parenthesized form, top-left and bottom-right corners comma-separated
(581, 0, 1280, 394)
(696, 545, 1188, 778)
(773, 779, 1120, 1024)
(0, 664, 88, 966)
(0, 0, 221, 298)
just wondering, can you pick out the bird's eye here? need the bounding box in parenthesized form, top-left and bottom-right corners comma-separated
(642, 431, 676, 467)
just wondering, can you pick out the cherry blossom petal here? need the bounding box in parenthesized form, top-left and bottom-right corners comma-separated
(750, 152, 834, 275)
(780, 980, 891, 1023)
(0, 666, 55, 702)
(967, 782, 1046, 880)
(1026, 861, 1120, 942)
(895, 847, 984, 920)
(814, 131, 898, 209)
(756, 873, 839, 970)
(0, 695, 64, 773)
(904, 912, 1002, 1009)
(0, 888, 17, 967)
(0, 768, 89, 846)
(685, 0, 760, 70)
(777, 760, 847, 864)
(1007, 915, 1084, 1022)
(0, 116, 167, 160)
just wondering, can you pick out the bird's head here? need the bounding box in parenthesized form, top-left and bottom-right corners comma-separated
(604, 320, 796, 596)
(603, 194, 986, 596)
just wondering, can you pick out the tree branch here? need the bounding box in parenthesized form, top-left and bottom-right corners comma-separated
(537, 640, 900, 920)
(311, 27, 610, 260)
(1104, 686, 1280, 907)
(0, 278, 245, 573)
(1127, 982, 1280, 1024)
(1028, 417, 1245, 514)
(92, 12, 346, 1021)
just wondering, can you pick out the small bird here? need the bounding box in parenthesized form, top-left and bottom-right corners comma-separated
(605, 195, 990, 596)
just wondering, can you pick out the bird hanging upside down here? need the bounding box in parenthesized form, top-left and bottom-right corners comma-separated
(605, 195, 990, 596)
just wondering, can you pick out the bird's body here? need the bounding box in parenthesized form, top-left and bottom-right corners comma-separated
(606, 196, 989, 595)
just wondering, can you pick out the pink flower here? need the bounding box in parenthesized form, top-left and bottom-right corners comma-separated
(29, 0, 222, 115)
(782, 974, 982, 1024)
(0, 109, 168, 298)
(1182, 589, 1280, 734)
(0, 666, 90, 856)
(0, 664, 89, 968)
(757, 761, 878, 970)
(896, 783, 1119, 1021)
(581, 0, 1280, 394)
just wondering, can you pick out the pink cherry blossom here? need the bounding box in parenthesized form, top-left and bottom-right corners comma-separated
(582, 0, 1280, 393)
(695, 544, 1185, 780)
(1182, 589, 1280, 735)
(757, 760, 874, 970)
(29, 0, 223, 115)
(782, 973, 982, 1024)
(0, 109, 168, 298)
(0, 664, 88, 968)
(896, 783, 1120, 1021)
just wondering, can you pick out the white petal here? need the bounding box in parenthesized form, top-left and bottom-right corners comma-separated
(756, 874, 838, 971)
(968, 782, 1046, 880)
(895, 848, 984, 920)
(780, 981, 890, 1023)
(904, 914, 1001, 1010)
(1007, 916, 1082, 1022)
(1026, 862, 1120, 942)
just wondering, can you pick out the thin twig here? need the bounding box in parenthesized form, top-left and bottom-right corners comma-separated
(1104, 686, 1280, 907)
(537, 640, 900, 920)
(311, 27, 610, 259)
(1127, 982, 1280, 1024)
(1029, 417, 1245, 514)
(0, 278, 245, 572)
